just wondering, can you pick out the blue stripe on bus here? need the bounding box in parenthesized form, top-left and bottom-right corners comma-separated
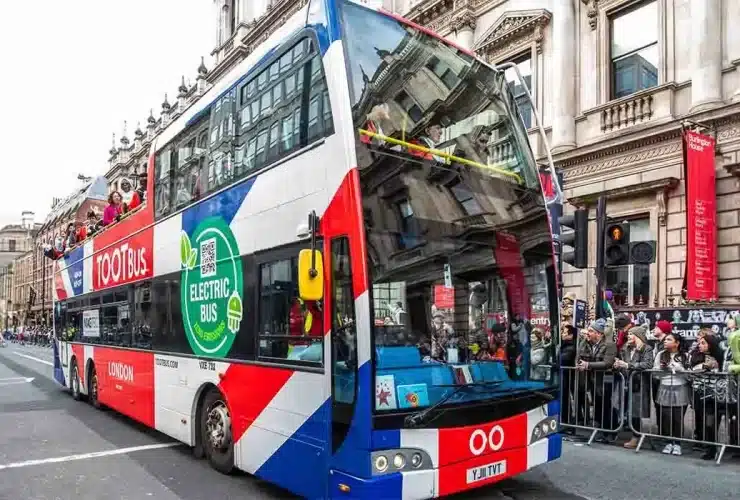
(371, 429, 401, 450)
(330, 360, 375, 478)
(254, 398, 331, 499)
(547, 399, 560, 417)
(63, 246, 85, 297)
(181, 177, 255, 237)
(547, 433, 562, 462)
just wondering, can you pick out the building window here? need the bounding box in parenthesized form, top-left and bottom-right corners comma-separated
(504, 53, 533, 129)
(610, 1, 658, 100)
(605, 218, 652, 306)
(449, 181, 483, 216)
(8, 239, 16, 252)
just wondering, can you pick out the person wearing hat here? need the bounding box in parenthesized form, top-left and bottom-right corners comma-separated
(129, 171, 148, 211)
(576, 318, 617, 436)
(614, 313, 634, 352)
(613, 324, 653, 448)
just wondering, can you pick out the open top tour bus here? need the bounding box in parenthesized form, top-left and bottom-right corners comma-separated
(51, 0, 562, 498)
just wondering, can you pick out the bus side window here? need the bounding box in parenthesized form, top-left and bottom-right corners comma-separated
(331, 237, 357, 404)
(133, 283, 153, 349)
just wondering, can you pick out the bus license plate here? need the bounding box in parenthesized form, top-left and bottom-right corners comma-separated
(466, 460, 507, 484)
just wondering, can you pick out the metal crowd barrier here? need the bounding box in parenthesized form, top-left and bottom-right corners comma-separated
(559, 366, 626, 445)
(626, 368, 740, 465)
(559, 365, 740, 465)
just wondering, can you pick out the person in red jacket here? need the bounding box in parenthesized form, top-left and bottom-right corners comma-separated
(128, 172, 148, 211)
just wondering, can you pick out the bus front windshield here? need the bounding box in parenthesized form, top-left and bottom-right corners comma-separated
(341, 1, 560, 416)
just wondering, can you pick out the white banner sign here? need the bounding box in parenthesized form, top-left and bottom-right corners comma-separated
(82, 309, 100, 338)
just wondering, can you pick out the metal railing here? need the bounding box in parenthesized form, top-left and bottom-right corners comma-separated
(560, 365, 740, 465)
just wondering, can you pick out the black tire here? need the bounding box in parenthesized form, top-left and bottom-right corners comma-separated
(89, 365, 101, 409)
(70, 361, 82, 401)
(200, 388, 234, 474)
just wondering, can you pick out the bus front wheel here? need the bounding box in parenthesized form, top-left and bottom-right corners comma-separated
(70, 361, 82, 401)
(200, 388, 234, 474)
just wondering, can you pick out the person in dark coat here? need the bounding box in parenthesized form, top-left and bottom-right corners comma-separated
(612, 325, 653, 448)
(560, 325, 577, 428)
(576, 318, 617, 434)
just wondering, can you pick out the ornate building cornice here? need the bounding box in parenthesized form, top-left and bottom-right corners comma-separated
(473, 9, 551, 61)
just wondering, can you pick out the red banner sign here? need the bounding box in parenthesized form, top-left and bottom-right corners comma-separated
(434, 285, 455, 309)
(683, 130, 718, 301)
(493, 232, 531, 320)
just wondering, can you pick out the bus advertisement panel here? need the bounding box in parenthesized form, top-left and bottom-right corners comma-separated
(50, 1, 562, 498)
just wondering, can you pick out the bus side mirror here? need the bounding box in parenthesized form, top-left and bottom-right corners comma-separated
(298, 249, 324, 301)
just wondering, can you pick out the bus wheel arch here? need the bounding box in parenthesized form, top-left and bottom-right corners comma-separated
(192, 382, 217, 459)
(199, 386, 235, 474)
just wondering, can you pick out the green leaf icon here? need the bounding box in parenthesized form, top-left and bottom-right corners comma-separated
(180, 232, 192, 268)
(187, 248, 197, 270)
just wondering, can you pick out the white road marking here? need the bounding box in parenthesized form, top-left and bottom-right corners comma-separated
(0, 443, 182, 471)
(13, 352, 53, 366)
(0, 377, 34, 386)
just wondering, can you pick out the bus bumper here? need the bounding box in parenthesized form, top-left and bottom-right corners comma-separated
(329, 433, 562, 499)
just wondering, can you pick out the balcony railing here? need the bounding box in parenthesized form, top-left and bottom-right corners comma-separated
(601, 94, 654, 132)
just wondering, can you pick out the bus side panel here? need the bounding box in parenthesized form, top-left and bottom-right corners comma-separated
(223, 366, 330, 500)
(152, 354, 228, 446)
(94, 346, 155, 427)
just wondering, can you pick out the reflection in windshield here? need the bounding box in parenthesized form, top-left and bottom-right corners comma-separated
(340, 1, 559, 414)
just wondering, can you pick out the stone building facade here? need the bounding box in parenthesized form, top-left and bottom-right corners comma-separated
(201, 0, 740, 309)
(0, 213, 41, 329)
(400, 0, 740, 307)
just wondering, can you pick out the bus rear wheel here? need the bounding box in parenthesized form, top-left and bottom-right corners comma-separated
(200, 388, 234, 474)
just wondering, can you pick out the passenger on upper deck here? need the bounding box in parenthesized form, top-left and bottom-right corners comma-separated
(120, 178, 135, 211)
(128, 172, 147, 211)
(63, 223, 77, 251)
(102, 191, 124, 226)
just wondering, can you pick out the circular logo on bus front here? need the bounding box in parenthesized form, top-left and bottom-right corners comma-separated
(180, 216, 243, 358)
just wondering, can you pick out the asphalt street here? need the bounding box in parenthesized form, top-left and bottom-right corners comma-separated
(0, 344, 737, 500)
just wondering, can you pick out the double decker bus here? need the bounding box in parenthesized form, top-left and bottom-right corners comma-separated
(51, 1, 563, 498)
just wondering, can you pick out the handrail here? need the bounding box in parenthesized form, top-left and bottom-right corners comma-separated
(358, 128, 523, 184)
(51, 203, 147, 260)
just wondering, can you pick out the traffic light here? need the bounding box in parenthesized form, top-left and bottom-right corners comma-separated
(558, 208, 588, 269)
(604, 220, 630, 267)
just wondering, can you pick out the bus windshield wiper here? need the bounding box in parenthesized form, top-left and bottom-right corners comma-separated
(404, 381, 505, 428)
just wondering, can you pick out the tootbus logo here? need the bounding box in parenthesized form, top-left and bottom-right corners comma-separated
(95, 242, 148, 288)
(469, 425, 504, 456)
(108, 362, 134, 383)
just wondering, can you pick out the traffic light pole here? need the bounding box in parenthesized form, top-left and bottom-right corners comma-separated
(595, 196, 607, 320)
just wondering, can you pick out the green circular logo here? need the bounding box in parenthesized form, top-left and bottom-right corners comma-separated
(180, 216, 244, 358)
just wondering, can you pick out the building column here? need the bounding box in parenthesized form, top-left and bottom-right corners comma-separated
(690, 0, 722, 111)
(551, 0, 576, 153)
(452, 14, 475, 50)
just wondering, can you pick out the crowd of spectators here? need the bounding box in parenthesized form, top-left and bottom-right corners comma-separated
(562, 311, 740, 461)
(43, 173, 147, 260)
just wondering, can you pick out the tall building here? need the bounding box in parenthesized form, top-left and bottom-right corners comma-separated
(0, 212, 41, 328)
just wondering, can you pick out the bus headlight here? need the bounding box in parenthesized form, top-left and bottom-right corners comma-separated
(530, 416, 559, 444)
(374, 455, 388, 473)
(371, 449, 432, 475)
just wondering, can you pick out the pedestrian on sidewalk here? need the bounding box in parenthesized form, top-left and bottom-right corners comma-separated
(653, 332, 690, 456)
(612, 325, 653, 449)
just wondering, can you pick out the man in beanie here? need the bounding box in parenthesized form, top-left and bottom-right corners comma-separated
(576, 318, 617, 439)
(614, 313, 634, 352)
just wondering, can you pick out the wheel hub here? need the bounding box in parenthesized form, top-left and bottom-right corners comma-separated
(206, 402, 232, 450)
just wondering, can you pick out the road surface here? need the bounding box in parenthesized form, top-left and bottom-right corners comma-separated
(0, 343, 737, 500)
